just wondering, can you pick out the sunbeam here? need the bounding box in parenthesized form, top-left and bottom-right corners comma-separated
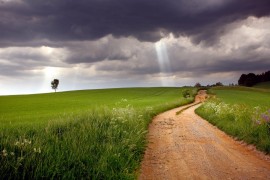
(155, 39, 175, 86)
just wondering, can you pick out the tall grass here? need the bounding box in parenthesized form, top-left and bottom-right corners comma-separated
(196, 87, 270, 153)
(0, 87, 197, 179)
(1, 108, 147, 179)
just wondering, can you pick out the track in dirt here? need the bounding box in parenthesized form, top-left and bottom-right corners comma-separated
(139, 90, 270, 179)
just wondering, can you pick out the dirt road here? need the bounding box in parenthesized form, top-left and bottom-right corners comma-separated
(139, 90, 270, 179)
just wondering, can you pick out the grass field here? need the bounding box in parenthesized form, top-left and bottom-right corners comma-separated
(196, 86, 270, 153)
(253, 81, 270, 89)
(0, 87, 196, 179)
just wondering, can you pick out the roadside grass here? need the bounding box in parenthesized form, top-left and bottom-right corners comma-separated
(0, 87, 197, 179)
(196, 86, 270, 153)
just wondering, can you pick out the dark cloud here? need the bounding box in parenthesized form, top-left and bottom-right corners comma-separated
(0, 49, 47, 62)
(0, 0, 270, 46)
(66, 53, 131, 64)
(64, 37, 136, 63)
(0, 46, 65, 77)
(0, 64, 34, 77)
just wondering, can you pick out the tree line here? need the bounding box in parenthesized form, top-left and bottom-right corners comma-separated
(238, 70, 270, 87)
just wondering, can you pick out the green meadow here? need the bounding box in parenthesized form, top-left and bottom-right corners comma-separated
(196, 85, 270, 153)
(0, 87, 196, 179)
(253, 81, 270, 89)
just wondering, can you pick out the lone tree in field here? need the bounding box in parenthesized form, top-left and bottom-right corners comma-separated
(51, 79, 59, 92)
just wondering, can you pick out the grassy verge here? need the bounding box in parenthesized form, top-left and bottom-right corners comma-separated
(0, 87, 197, 179)
(196, 86, 270, 153)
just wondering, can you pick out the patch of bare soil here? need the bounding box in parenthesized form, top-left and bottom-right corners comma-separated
(139, 90, 270, 179)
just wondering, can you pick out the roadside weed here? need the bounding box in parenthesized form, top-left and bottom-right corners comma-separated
(196, 98, 270, 153)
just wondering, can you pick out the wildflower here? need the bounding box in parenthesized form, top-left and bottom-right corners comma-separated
(2, 149, 8, 157)
(254, 106, 260, 112)
(256, 120, 261, 125)
(24, 139, 32, 145)
(10, 152, 15, 156)
(261, 114, 270, 122)
(34, 147, 41, 153)
(14, 141, 20, 146)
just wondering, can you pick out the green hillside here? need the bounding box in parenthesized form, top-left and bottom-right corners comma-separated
(0, 87, 196, 179)
(253, 81, 270, 89)
(209, 86, 270, 107)
(0, 87, 195, 127)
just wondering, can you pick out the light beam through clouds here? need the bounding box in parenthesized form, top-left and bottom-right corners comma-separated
(155, 38, 175, 86)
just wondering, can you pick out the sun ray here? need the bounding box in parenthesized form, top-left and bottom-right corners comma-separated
(155, 39, 175, 86)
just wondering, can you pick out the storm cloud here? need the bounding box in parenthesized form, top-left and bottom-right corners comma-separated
(0, 0, 270, 94)
(1, 0, 270, 45)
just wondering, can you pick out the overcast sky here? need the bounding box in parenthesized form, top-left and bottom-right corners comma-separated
(1, 0, 270, 95)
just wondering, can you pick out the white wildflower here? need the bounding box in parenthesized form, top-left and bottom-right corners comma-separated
(34, 147, 41, 153)
(24, 139, 32, 145)
(14, 141, 20, 146)
(2, 149, 8, 157)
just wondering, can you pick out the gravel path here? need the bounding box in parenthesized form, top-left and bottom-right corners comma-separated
(139, 90, 270, 179)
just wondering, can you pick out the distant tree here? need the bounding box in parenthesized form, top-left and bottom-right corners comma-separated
(238, 70, 270, 87)
(238, 74, 247, 86)
(245, 73, 257, 87)
(51, 79, 59, 92)
(194, 82, 201, 88)
(215, 82, 223, 86)
(264, 71, 270, 81)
